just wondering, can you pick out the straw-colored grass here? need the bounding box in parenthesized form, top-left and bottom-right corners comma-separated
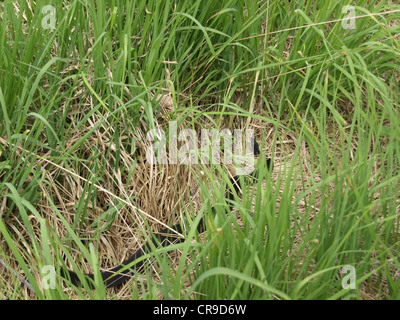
(1, 0, 400, 300)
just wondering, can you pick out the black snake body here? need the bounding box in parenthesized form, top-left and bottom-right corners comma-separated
(60, 138, 271, 288)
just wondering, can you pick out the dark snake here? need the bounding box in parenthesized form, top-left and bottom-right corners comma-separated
(60, 138, 272, 288)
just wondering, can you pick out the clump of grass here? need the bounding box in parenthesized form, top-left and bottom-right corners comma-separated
(0, 0, 399, 299)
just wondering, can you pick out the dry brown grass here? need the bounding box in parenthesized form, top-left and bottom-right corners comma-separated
(1, 89, 399, 299)
(1, 1, 399, 299)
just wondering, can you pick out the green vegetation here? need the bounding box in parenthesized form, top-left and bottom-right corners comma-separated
(0, 0, 399, 299)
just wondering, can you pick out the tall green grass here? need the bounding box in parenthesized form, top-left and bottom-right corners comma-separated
(0, 0, 399, 299)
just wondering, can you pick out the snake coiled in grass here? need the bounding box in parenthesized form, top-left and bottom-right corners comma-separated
(60, 138, 272, 288)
